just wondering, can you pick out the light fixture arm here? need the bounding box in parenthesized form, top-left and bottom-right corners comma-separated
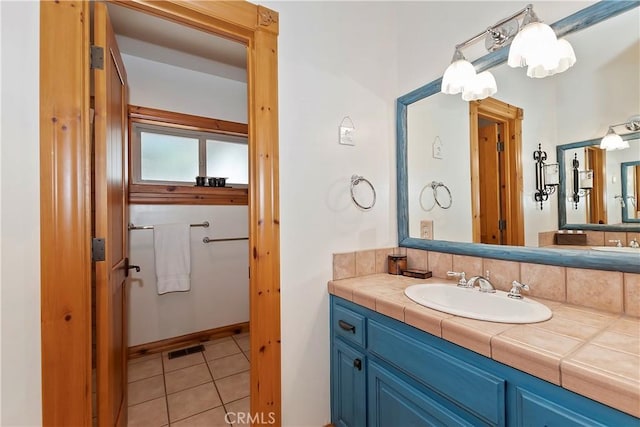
(454, 4, 533, 52)
(608, 120, 640, 132)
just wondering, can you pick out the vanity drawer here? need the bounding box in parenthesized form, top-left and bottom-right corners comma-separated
(332, 300, 366, 348)
(368, 319, 505, 426)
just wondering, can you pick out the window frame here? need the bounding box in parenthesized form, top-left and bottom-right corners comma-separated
(128, 105, 249, 205)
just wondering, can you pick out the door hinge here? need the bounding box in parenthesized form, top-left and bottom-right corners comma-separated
(90, 45, 104, 70)
(498, 219, 507, 231)
(92, 238, 105, 262)
(497, 141, 505, 152)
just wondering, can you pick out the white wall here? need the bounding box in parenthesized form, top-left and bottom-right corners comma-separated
(0, 1, 42, 425)
(128, 205, 249, 346)
(122, 53, 247, 123)
(122, 53, 249, 346)
(272, 2, 399, 425)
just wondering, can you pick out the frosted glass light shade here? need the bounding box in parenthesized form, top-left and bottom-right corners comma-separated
(553, 39, 576, 73)
(508, 22, 575, 78)
(600, 130, 629, 151)
(461, 71, 497, 101)
(526, 38, 576, 78)
(508, 22, 557, 68)
(441, 59, 476, 95)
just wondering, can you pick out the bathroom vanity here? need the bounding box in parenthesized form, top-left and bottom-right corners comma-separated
(329, 276, 639, 426)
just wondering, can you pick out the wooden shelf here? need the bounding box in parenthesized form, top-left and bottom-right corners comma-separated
(129, 183, 248, 205)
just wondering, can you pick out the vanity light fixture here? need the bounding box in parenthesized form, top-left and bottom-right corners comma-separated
(600, 118, 640, 151)
(441, 4, 576, 101)
(533, 143, 558, 210)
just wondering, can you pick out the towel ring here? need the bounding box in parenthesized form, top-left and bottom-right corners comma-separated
(432, 181, 453, 209)
(350, 175, 376, 210)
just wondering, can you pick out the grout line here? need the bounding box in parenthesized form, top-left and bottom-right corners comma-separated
(161, 355, 171, 426)
(166, 401, 226, 425)
(204, 358, 228, 415)
(162, 353, 206, 374)
(211, 367, 251, 382)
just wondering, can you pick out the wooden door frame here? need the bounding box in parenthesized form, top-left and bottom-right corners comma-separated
(469, 98, 524, 246)
(40, 1, 281, 425)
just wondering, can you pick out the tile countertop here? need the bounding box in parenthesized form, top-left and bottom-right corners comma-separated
(328, 274, 640, 418)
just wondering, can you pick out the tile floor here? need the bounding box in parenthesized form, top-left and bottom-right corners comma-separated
(125, 333, 251, 426)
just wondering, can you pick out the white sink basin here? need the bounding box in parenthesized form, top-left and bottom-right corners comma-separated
(591, 246, 640, 254)
(404, 283, 552, 324)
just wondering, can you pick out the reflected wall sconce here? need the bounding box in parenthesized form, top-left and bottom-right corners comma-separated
(441, 4, 575, 101)
(534, 143, 558, 210)
(571, 153, 593, 209)
(600, 117, 640, 151)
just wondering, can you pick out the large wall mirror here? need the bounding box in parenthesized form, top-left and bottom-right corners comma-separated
(558, 133, 640, 230)
(397, 2, 640, 272)
(622, 160, 640, 223)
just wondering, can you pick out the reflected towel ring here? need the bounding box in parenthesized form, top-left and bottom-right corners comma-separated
(420, 181, 452, 211)
(432, 181, 453, 209)
(419, 184, 437, 212)
(350, 175, 376, 210)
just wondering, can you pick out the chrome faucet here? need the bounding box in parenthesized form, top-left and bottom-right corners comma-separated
(629, 238, 639, 249)
(608, 239, 623, 247)
(467, 271, 496, 293)
(508, 280, 530, 299)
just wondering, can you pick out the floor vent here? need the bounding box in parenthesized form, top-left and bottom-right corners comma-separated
(168, 344, 205, 359)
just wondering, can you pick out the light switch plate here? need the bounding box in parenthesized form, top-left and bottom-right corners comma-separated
(420, 220, 434, 240)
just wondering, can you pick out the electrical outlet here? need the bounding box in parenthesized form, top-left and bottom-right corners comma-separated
(420, 220, 433, 240)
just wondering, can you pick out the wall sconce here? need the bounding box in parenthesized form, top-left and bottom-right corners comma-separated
(600, 117, 640, 151)
(571, 153, 593, 209)
(441, 4, 576, 101)
(534, 143, 558, 210)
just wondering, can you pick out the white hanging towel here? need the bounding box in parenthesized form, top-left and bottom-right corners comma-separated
(153, 223, 191, 294)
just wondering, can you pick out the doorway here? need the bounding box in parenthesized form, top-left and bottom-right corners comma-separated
(40, 2, 281, 426)
(585, 146, 607, 224)
(469, 97, 524, 246)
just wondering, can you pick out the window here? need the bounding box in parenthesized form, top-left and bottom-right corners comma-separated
(128, 105, 249, 205)
(133, 123, 248, 186)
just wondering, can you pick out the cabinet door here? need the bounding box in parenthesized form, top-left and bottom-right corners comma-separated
(368, 361, 476, 427)
(514, 387, 610, 427)
(332, 339, 366, 427)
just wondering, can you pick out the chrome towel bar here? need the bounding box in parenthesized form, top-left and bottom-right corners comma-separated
(128, 221, 210, 230)
(202, 237, 249, 244)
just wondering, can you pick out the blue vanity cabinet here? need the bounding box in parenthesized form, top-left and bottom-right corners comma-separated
(330, 295, 639, 427)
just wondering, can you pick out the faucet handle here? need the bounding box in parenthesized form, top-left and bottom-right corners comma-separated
(630, 238, 640, 248)
(447, 271, 468, 287)
(508, 280, 530, 299)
